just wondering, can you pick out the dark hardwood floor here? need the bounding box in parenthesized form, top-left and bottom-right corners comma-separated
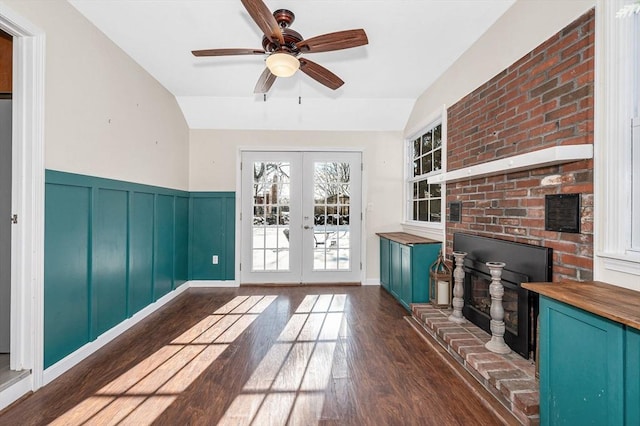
(0, 286, 515, 425)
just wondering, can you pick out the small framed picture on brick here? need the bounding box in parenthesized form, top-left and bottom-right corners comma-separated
(545, 193, 580, 233)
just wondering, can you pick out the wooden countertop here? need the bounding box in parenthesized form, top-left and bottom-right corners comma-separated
(376, 232, 440, 245)
(522, 281, 640, 330)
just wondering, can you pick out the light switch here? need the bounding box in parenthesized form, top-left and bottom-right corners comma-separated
(212, 255, 219, 264)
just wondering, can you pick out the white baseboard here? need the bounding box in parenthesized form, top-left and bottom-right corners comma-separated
(188, 280, 239, 288)
(362, 279, 381, 286)
(0, 374, 32, 412)
(42, 284, 190, 386)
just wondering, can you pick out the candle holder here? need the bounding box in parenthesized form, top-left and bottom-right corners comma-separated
(485, 261, 511, 354)
(429, 251, 452, 308)
(448, 251, 467, 324)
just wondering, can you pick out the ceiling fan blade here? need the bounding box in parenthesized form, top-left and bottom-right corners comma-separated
(254, 68, 277, 93)
(191, 48, 265, 57)
(240, 0, 285, 45)
(299, 58, 344, 90)
(297, 29, 368, 53)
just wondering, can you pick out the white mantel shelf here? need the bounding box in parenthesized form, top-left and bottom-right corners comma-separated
(427, 145, 594, 184)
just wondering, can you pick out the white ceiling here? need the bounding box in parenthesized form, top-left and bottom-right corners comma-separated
(68, 0, 515, 132)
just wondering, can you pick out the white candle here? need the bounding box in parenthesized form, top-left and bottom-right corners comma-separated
(437, 280, 449, 305)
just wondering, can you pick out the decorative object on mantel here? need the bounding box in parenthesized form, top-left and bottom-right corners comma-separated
(448, 251, 467, 324)
(429, 251, 452, 308)
(485, 261, 511, 354)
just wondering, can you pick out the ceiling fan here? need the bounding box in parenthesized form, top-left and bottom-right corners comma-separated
(191, 0, 368, 94)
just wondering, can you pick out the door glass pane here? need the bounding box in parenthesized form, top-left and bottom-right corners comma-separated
(251, 161, 290, 271)
(313, 162, 351, 271)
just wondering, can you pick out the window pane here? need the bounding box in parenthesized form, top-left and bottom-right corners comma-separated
(414, 159, 420, 177)
(418, 180, 428, 199)
(422, 153, 433, 174)
(418, 201, 429, 221)
(430, 199, 441, 222)
(433, 149, 442, 171)
(434, 124, 442, 149)
(429, 184, 441, 198)
(422, 132, 432, 153)
(413, 139, 421, 158)
(413, 201, 418, 220)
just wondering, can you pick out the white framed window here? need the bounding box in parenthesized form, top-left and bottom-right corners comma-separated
(405, 117, 445, 226)
(594, 0, 640, 289)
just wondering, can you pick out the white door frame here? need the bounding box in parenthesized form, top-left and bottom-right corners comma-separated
(236, 147, 365, 285)
(0, 2, 45, 391)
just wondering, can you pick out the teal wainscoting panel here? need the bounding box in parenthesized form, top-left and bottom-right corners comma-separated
(129, 192, 154, 315)
(44, 183, 91, 368)
(189, 192, 235, 280)
(93, 188, 128, 338)
(154, 194, 175, 300)
(174, 196, 189, 288)
(44, 170, 190, 368)
(626, 327, 640, 425)
(540, 296, 624, 426)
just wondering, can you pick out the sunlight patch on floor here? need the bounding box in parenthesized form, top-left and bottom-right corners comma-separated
(218, 294, 348, 425)
(49, 295, 276, 426)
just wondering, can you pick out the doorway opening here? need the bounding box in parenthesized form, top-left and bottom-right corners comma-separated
(0, 3, 45, 405)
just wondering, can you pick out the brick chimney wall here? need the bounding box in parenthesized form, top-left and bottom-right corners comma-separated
(445, 9, 594, 282)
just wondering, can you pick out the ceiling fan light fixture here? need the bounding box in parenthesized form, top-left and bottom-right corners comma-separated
(266, 52, 300, 77)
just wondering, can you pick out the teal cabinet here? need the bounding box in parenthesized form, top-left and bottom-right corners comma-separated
(627, 327, 640, 425)
(379, 238, 390, 291)
(377, 233, 441, 311)
(539, 296, 640, 425)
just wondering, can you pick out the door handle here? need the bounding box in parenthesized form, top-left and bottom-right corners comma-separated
(303, 225, 312, 230)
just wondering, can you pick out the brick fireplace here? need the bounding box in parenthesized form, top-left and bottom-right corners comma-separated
(444, 9, 595, 284)
(453, 233, 552, 359)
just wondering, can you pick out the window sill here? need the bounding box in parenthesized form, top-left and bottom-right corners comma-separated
(598, 252, 640, 276)
(401, 222, 444, 242)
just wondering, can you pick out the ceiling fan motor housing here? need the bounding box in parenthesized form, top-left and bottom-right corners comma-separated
(261, 9, 303, 54)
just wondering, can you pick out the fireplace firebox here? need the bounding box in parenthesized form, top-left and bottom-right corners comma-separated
(453, 233, 552, 359)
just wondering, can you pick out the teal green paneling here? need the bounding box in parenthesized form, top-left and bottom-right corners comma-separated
(129, 192, 154, 314)
(45, 170, 233, 367)
(44, 184, 91, 368)
(189, 192, 235, 280)
(626, 327, 640, 425)
(44, 170, 191, 368)
(540, 296, 624, 425)
(154, 195, 174, 300)
(93, 189, 128, 337)
(174, 196, 189, 288)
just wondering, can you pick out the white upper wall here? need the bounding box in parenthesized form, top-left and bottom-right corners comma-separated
(189, 129, 404, 282)
(4, 0, 190, 190)
(405, 0, 595, 137)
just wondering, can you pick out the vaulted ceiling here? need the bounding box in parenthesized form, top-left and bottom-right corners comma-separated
(69, 0, 515, 132)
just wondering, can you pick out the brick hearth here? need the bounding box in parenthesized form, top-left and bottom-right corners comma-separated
(410, 304, 539, 426)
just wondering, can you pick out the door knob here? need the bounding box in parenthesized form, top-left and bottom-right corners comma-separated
(304, 225, 312, 229)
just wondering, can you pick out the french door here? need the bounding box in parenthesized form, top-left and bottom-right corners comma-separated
(241, 151, 362, 284)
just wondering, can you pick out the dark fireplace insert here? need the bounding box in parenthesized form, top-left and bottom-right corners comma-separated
(453, 233, 552, 359)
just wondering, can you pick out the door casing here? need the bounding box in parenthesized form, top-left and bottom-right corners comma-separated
(238, 148, 365, 285)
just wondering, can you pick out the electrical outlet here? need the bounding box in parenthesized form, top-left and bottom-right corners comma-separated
(212, 255, 219, 265)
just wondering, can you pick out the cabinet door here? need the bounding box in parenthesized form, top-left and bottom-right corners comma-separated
(379, 238, 390, 290)
(627, 327, 640, 425)
(540, 296, 624, 425)
(400, 244, 412, 308)
(390, 241, 401, 299)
